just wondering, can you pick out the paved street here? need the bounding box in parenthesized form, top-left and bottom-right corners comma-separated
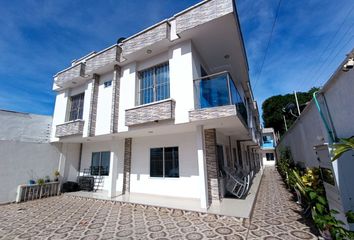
(0, 167, 318, 239)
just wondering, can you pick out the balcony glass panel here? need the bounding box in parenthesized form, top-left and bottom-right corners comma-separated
(193, 72, 248, 125)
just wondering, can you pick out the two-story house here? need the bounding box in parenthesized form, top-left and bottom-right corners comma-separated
(260, 128, 277, 166)
(51, 0, 261, 209)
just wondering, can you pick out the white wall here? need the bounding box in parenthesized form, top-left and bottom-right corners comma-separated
(169, 41, 195, 124)
(59, 143, 81, 182)
(279, 102, 327, 167)
(0, 111, 61, 203)
(95, 72, 114, 136)
(0, 141, 61, 204)
(81, 140, 124, 192)
(51, 90, 68, 141)
(118, 63, 137, 133)
(130, 132, 200, 198)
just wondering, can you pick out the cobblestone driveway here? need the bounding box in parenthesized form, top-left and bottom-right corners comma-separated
(0, 167, 318, 239)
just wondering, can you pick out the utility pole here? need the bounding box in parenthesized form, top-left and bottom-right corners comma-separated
(283, 115, 288, 131)
(294, 91, 301, 116)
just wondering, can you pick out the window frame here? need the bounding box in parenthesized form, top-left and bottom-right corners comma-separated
(68, 92, 85, 121)
(266, 152, 274, 161)
(138, 62, 170, 105)
(150, 146, 179, 178)
(90, 151, 111, 176)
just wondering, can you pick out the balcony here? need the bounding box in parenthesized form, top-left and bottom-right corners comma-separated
(189, 72, 247, 125)
(262, 139, 274, 149)
(125, 99, 175, 126)
(85, 45, 121, 74)
(55, 120, 84, 138)
(55, 63, 85, 86)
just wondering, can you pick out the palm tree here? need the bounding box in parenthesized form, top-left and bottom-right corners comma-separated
(332, 137, 354, 161)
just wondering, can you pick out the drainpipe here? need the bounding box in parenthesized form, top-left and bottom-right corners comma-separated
(313, 91, 335, 144)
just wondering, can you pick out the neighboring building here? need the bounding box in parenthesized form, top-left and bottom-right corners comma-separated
(51, 0, 261, 209)
(0, 110, 61, 204)
(277, 49, 354, 230)
(260, 128, 277, 166)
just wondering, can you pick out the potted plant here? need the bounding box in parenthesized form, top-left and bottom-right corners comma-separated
(45, 176, 50, 183)
(54, 170, 60, 182)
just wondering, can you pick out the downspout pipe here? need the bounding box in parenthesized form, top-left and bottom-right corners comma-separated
(313, 91, 335, 144)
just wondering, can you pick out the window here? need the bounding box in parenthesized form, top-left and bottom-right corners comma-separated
(266, 153, 274, 161)
(217, 145, 225, 177)
(91, 151, 110, 176)
(104, 80, 112, 88)
(150, 147, 179, 178)
(139, 63, 169, 105)
(69, 93, 84, 121)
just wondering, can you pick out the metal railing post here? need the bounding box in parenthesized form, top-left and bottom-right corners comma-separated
(226, 73, 232, 105)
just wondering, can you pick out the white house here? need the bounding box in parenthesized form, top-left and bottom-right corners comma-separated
(51, 0, 261, 209)
(260, 128, 277, 166)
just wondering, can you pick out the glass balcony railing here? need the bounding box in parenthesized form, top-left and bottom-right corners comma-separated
(193, 71, 248, 125)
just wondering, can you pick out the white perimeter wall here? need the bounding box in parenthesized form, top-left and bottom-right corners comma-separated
(130, 132, 200, 199)
(0, 141, 61, 203)
(81, 140, 124, 192)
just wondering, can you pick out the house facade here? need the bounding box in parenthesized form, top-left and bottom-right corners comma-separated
(51, 0, 261, 209)
(260, 128, 277, 166)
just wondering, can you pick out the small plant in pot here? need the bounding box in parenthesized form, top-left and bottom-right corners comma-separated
(54, 170, 60, 182)
(45, 176, 50, 183)
(37, 178, 45, 186)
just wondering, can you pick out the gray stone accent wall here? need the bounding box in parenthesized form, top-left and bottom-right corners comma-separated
(110, 65, 121, 133)
(85, 46, 122, 74)
(122, 138, 132, 194)
(122, 22, 169, 56)
(175, 0, 233, 35)
(87, 75, 100, 137)
(55, 120, 84, 138)
(204, 129, 220, 204)
(125, 99, 175, 126)
(55, 63, 85, 86)
(189, 105, 237, 121)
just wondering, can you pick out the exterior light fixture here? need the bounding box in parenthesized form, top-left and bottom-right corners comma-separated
(146, 49, 152, 54)
(342, 57, 354, 72)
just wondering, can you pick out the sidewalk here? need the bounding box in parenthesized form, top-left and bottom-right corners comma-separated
(246, 166, 318, 239)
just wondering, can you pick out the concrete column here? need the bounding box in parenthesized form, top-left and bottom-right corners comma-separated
(58, 143, 67, 182)
(204, 128, 220, 205)
(122, 138, 132, 194)
(196, 125, 208, 209)
(88, 74, 100, 137)
(108, 150, 118, 198)
(110, 65, 121, 133)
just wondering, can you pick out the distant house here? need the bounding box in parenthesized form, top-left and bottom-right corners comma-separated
(50, 0, 262, 209)
(261, 128, 277, 166)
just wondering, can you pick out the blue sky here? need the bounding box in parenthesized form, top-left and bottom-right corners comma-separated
(0, 0, 353, 117)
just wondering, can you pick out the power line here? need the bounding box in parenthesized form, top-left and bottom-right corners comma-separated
(295, 3, 354, 90)
(311, 25, 354, 86)
(253, 0, 282, 90)
(313, 34, 354, 87)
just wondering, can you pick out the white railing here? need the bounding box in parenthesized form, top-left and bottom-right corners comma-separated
(16, 182, 60, 203)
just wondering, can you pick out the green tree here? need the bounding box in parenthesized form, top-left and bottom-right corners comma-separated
(262, 87, 319, 135)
